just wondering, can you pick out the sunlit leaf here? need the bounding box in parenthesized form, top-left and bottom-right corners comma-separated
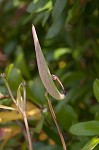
(27, 0, 52, 13)
(82, 137, 99, 150)
(37, 1, 52, 13)
(54, 48, 71, 59)
(32, 25, 65, 100)
(0, 101, 41, 123)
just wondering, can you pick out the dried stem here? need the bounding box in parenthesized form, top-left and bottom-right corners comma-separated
(22, 82, 26, 112)
(3, 78, 16, 104)
(22, 112, 33, 150)
(52, 74, 66, 96)
(1, 75, 22, 114)
(1, 74, 33, 150)
(45, 92, 67, 150)
(22, 83, 33, 150)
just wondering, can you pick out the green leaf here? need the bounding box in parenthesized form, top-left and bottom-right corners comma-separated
(27, 0, 41, 13)
(52, 0, 67, 21)
(29, 77, 45, 104)
(26, 81, 42, 105)
(37, 1, 52, 13)
(62, 71, 85, 86)
(15, 46, 31, 79)
(37, 145, 62, 150)
(32, 25, 65, 100)
(34, 116, 44, 133)
(82, 137, 99, 150)
(66, 0, 81, 25)
(93, 79, 99, 102)
(89, 104, 99, 114)
(0, 98, 12, 106)
(42, 10, 50, 26)
(56, 104, 77, 130)
(5, 64, 23, 90)
(54, 48, 71, 60)
(70, 121, 99, 136)
(27, 0, 52, 13)
(46, 17, 64, 39)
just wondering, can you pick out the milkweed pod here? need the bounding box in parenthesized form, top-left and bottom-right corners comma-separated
(32, 25, 66, 100)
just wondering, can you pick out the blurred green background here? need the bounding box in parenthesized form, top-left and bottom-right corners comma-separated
(0, 0, 99, 149)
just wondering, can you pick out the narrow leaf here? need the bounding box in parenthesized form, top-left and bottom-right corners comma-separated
(32, 25, 65, 100)
(52, 0, 67, 21)
(5, 64, 23, 90)
(82, 137, 99, 150)
(0, 105, 15, 110)
(93, 79, 99, 102)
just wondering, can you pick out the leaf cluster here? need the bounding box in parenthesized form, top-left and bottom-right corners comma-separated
(0, 0, 99, 149)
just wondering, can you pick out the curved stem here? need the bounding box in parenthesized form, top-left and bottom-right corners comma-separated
(52, 74, 66, 96)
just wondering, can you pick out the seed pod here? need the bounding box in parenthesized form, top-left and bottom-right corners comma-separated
(32, 25, 65, 100)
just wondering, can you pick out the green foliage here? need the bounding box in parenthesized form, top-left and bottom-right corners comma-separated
(93, 79, 99, 103)
(82, 137, 99, 150)
(70, 121, 99, 136)
(0, 0, 99, 149)
(56, 103, 77, 130)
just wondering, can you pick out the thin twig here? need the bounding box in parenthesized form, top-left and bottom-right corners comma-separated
(0, 74, 22, 113)
(0, 73, 15, 103)
(45, 92, 67, 150)
(22, 83, 33, 150)
(1, 74, 33, 150)
(22, 112, 33, 150)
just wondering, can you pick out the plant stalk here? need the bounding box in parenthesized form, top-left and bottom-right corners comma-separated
(22, 82, 33, 150)
(1, 75, 33, 150)
(23, 112, 33, 150)
(45, 93, 67, 150)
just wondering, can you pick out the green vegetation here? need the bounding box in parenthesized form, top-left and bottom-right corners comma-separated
(0, 0, 99, 149)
